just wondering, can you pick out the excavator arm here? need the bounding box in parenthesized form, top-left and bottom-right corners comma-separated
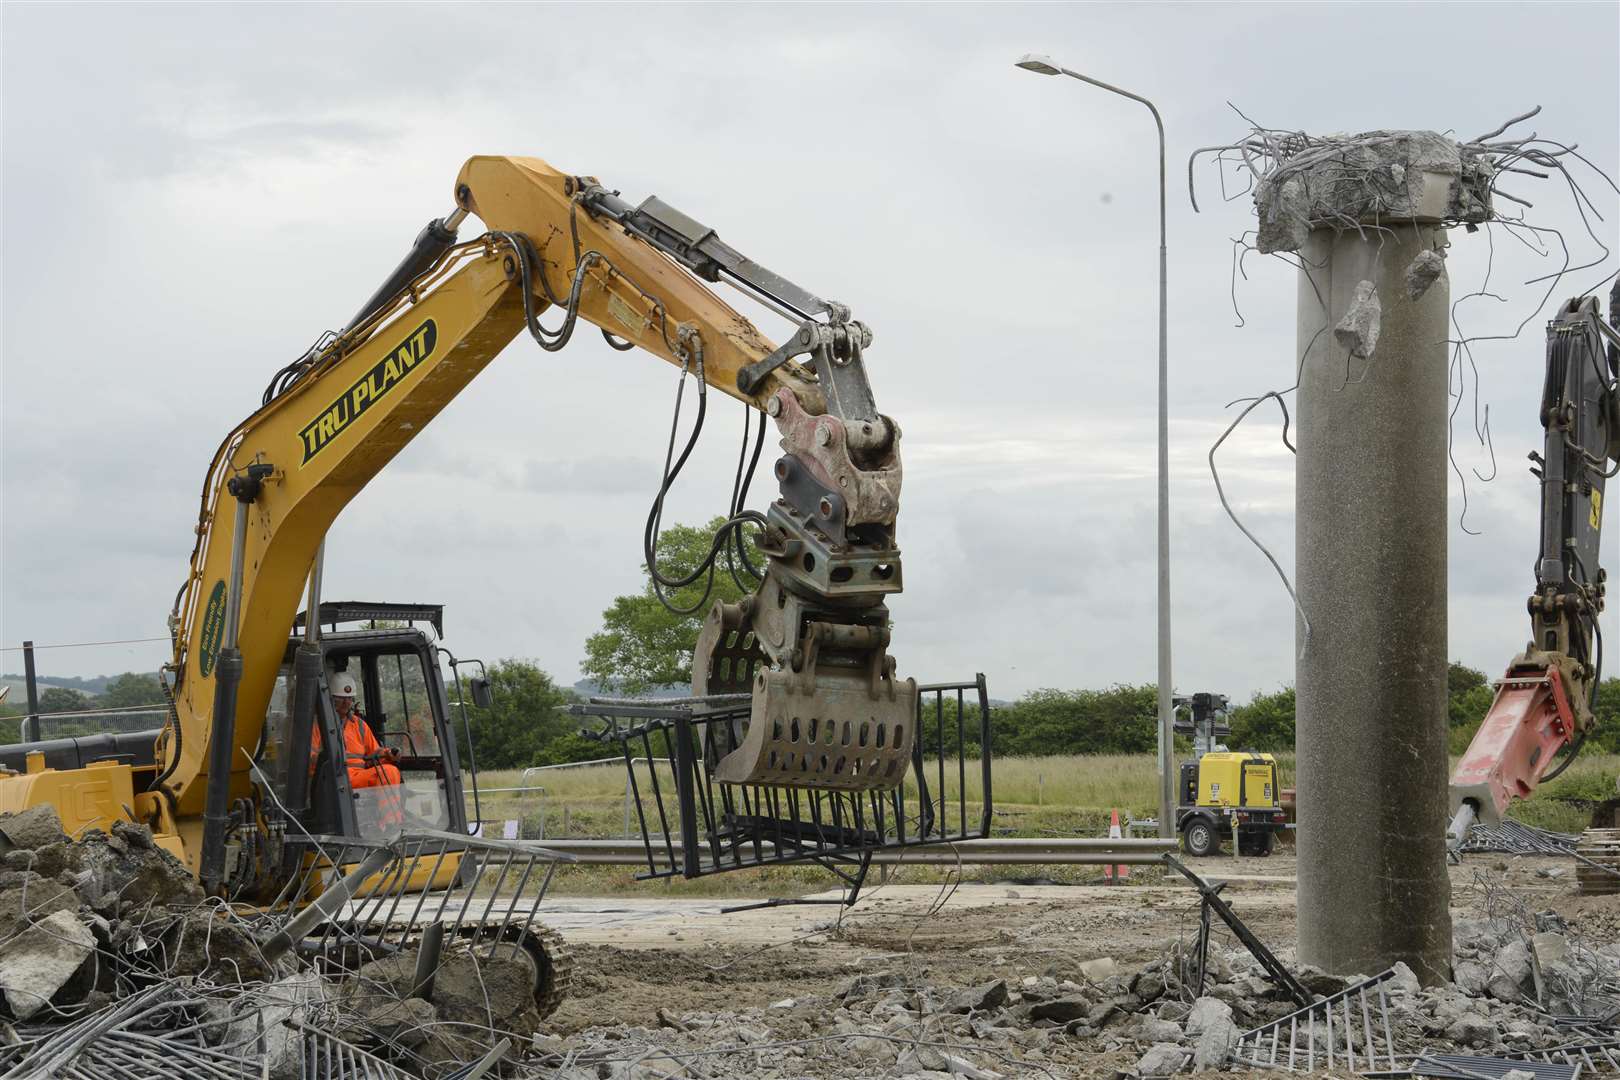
(1448, 287, 1620, 849)
(161, 156, 914, 886)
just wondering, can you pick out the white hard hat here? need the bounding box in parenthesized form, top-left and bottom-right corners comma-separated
(328, 673, 357, 699)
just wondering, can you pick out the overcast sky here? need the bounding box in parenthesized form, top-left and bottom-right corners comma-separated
(3, 3, 1617, 705)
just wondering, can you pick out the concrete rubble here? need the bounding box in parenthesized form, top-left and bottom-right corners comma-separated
(0, 807, 547, 1078)
(521, 914, 1620, 1079)
(4, 803, 1618, 1078)
(1405, 247, 1448, 300)
(1333, 280, 1382, 359)
(1253, 129, 1495, 255)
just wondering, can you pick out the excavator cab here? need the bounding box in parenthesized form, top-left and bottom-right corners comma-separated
(256, 602, 474, 847)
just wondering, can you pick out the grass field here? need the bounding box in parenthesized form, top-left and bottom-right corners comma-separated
(463, 751, 1613, 854)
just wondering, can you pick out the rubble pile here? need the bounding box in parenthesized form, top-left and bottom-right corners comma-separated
(0, 807, 544, 1078)
(5, 803, 1618, 1078)
(525, 922, 1620, 1079)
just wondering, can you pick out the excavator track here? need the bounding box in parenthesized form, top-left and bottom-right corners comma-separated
(509, 920, 573, 1020)
(341, 917, 575, 1019)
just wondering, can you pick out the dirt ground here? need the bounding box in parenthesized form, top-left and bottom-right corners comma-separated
(543, 850, 1585, 1037)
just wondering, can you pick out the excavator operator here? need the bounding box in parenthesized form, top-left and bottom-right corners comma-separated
(314, 673, 402, 791)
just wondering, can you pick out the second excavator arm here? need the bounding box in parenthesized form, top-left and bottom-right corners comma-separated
(163, 156, 915, 886)
(1448, 285, 1620, 849)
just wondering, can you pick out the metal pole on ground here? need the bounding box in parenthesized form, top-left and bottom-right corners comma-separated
(1015, 53, 1175, 839)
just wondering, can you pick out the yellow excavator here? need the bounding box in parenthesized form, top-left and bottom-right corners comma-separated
(0, 157, 917, 958)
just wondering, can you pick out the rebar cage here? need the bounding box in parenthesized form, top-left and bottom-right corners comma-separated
(580, 675, 993, 892)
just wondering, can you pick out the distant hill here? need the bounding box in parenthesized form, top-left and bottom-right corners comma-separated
(0, 674, 106, 697)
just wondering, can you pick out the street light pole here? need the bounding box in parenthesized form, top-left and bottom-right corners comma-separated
(1016, 54, 1175, 840)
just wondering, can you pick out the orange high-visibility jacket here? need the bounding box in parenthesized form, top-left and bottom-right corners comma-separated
(312, 711, 402, 790)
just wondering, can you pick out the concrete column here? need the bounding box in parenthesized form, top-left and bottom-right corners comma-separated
(1294, 223, 1452, 983)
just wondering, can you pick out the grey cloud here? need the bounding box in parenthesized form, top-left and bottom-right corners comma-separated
(3, 2, 1615, 698)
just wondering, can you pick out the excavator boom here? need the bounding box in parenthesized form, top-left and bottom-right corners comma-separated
(143, 155, 914, 881)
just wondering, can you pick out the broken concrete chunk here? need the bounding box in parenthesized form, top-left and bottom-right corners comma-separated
(1488, 939, 1533, 1001)
(1133, 1015, 1184, 1043)
(0, 805, 68, 851)
(1136, 1042, 1190, 1076)
(1027, 995, 1092, 1023)
(0, 908, 95, 1020)
(846, 1035, 900, 1065)
(342, 994, 436, 1047)
(1333, 280, 1382, 359)
(1446, 1013, 1501, 1049)
(897, 1045, 1001, 1080)
(1405, 248, 1447, 300)
(168, 909, 276, 983)
(1386, 961, 1421, 996)
(1454, 960, 1489, 996)
(1191, 1004, 1238, 1069)
(1183, 996, 1233, 1036)
(1255, 176, 1312, 256)
(227, 971, 328, 1080)
(1079, 957, 1118, 983)
(950, 979, 1009, 1013)
(75, 825, 203, 908)
(1532, 931, 1570, 969)
(1132, 969, 1168, 1002)
(836, 970, 905, 1001)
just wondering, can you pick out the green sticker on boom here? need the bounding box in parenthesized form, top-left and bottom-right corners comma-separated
(198, 580, 227, 678)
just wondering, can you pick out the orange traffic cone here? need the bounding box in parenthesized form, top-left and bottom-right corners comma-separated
(1104, 808, 1129, 883)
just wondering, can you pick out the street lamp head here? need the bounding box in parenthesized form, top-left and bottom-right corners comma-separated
(1014, 53, 1061, 76)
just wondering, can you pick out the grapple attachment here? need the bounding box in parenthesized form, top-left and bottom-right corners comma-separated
(695, 597, 916, 791)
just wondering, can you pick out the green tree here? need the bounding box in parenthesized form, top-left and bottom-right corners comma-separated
(1591, 678, 1620, 753)
(38, 687, 88, 713)
(582, 517, 755, 694)
(101, 672, 163, 708)
(455, 659, 581, 770)
(991, 686, 1157, 756)
(1447, 662, 1494, 729)
(1228, 688, 1296, 752)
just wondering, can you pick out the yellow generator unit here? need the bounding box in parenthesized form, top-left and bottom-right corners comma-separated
(1177, 751, 1285, 857)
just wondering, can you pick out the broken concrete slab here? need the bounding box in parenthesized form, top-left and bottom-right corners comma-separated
(0, 908, 95, 1020)
(0, 805, 68, 851)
